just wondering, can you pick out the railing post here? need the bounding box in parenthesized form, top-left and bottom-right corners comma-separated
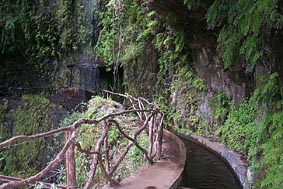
(156, 118, 163, 160)
(65, 129, 77, 189)
(104, 121, 110, 184)
(148, 114, 154, 158)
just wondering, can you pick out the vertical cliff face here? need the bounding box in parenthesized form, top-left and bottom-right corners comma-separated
(194, 47, 254, 124)
(136, 0, 256, 133)
(104, 0, 256, 134)
(169, 46, 255, 132)
(123, 44, 159, 99)
(195, 48, 250, 105)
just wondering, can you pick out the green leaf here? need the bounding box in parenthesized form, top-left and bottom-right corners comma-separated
(187, 2, 192, 10)
(147, 10, 156, 17)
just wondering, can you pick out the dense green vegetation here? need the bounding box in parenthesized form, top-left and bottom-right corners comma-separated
(95, 0, 283, 188)
(206, 1, 283, 188)
(207, 0, 283, 69)
(0, 0, 95, 91)
(219, 73, 283, 188)
(1, 0, 283, 188)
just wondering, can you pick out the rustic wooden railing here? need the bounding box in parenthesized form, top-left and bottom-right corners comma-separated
(0, 91, 164, 189)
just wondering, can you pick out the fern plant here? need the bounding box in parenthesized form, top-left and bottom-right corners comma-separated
(259, 112, 283, 189)
(206, 0, 283, 69)
(220, 99, 258, 158)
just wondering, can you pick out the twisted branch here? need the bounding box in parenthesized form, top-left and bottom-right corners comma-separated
(0, 132, 77, 189)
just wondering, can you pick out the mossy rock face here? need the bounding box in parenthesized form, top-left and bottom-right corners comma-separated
(0, 95, 67, 178)
(123, 44, 159, 100)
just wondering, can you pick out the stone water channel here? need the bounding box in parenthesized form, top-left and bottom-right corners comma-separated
(178, 135, 244, 189)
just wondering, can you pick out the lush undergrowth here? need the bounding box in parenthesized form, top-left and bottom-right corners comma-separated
(60, 96, 148, 188)
(219, 73, 283, 188)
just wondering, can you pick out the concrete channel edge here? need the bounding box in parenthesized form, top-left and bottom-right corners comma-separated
(163, 129, 187, 189)
(182, 134, 253, 189)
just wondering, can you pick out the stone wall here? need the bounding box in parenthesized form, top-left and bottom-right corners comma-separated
(171, 46, 254, 130)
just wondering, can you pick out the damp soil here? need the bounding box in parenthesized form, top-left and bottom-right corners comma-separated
(180, 138, 243, 189)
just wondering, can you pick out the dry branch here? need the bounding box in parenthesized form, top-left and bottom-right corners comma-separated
(0, 127, 69, 149)
(156, 113, 164, 160)
(0, 109, 147, 149)
(0, 175, 67, 189)
(103, 121, 110, 174)
(96, 108, 151, 122)
(108, 119, 152, 163)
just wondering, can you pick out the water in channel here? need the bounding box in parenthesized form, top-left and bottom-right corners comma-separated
(180, 137, 243, 189)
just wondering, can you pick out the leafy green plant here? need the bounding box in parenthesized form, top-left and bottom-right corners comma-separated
(258, 111, 283, 189)
(0, 99, 11, 142)
(0, 99, 13, 173)
(220, 99, 258, 158)
(206, 0, 283, 69)
(248, 73, 283, 189)
(183, 0, 201, 11)
(128, 137, 147, 162)
(0, 0, 96, 93)
(217, 72, 283, 188)
(210, 93, 231, 123)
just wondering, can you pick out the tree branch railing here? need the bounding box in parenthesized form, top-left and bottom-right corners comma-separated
(0, 91, 164, 189)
